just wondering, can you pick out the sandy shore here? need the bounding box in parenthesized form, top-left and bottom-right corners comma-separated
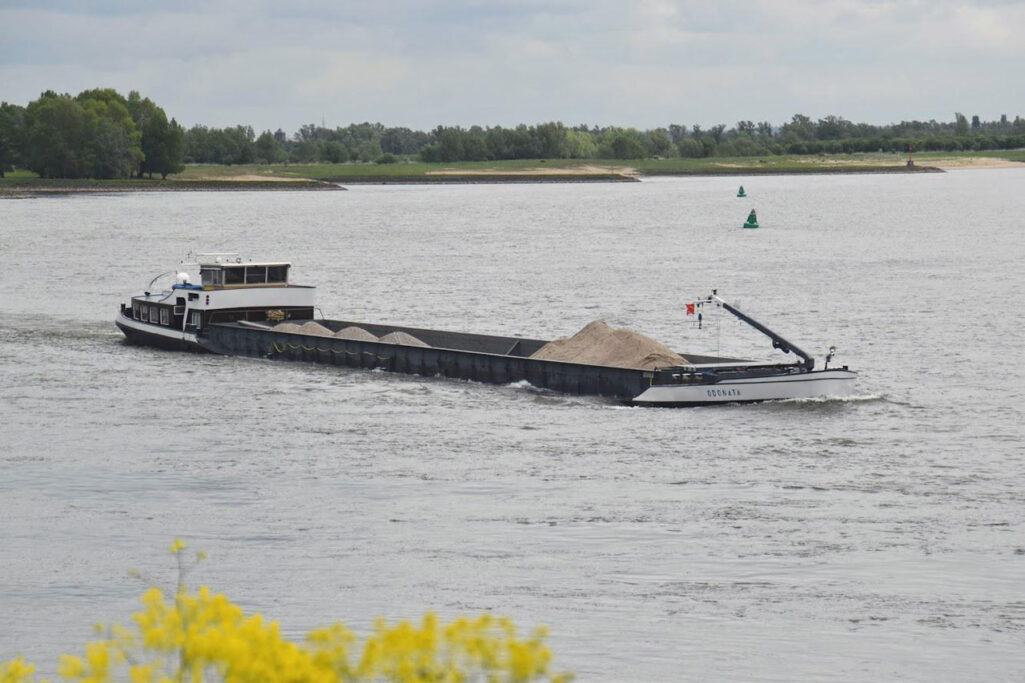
(185, 173, 309, 182)
(426, 164, 636, 176)
(927, 157, 1025, 170)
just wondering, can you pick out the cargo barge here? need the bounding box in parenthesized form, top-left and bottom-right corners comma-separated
(116, 255, 856, 406)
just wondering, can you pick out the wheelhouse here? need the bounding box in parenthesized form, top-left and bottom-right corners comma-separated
(199, 261, 291, 288)
(117, 254, 316, 350)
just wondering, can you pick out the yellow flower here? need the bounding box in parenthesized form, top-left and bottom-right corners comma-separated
(57, 654, 85, 680)
(1, 657, 36, 683)
(40, 545, 569, 682)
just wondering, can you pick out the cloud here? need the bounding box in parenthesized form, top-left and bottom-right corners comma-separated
(1, 0, 1022, 132)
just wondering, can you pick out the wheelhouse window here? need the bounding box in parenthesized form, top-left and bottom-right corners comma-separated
(160, 308, 170, 325)
(140, 304, 149, 320)
(245, 266, 267, 284)
(201, 268, 222, 287)
(133, 302, 140, 319)
(149, 306, 159, 323)
(223, 268, 244, 285)
(266, 265, 288, 284)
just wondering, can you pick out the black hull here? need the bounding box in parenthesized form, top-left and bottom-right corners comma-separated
(202, 321, 653, 400)
(115, 319, 206, 353)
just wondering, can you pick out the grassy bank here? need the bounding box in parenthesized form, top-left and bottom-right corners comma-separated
(182, 154, 950, 182)
(0, 169, 339, 196)
(4, 150, 1022, 194)
(177, 160, 636, 183)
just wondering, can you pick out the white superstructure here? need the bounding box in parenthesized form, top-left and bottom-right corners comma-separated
(116, 255, 315, 350)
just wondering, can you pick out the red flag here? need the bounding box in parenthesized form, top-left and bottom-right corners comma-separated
(685, 303, 696, 315)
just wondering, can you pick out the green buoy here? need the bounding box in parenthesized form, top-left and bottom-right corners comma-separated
(743, 209, 759, 229)
(737, 185, 746, 197)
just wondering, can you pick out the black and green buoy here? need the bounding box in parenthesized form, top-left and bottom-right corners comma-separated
(743, 209, 759, 229)
(737, 185, 746, 197)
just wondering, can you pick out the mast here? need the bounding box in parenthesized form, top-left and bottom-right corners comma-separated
(706, 292, 815, 370)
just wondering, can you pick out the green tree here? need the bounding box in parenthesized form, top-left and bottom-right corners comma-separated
(564, 129, 597, 158)
(954, 112, 969, 136)
(77, 90, 141, 176)
(668, 124, 688, 145)
(142, 110, 183, 177)
(699, 136, 717, 156)
(816, 115, 852, 140)
(291, 139, 318, 163)
(462, 126, 489, 161)
(127, 91, 182, 178)
(24, 92, 91, 178)
(82, 95, 142, 177)
(0, 102, 26, 176)
(255, 130, 285, 163)
(220, 125, 256, 164)
(677, 138, 704, 158)
(736, 120, 755, 135)
(646, 128, 675, 157)
(419, 143, 442, 162)
(87, 110, 142, 178)
(609, 131, 646, 159)
(162, 119, 186, 178)
(434, 127, 466, 162)
(319, 140, 349, 163)
(781, 114, 816, 141)
(535, 122, 567, 158)
(22, 89, 143, 178)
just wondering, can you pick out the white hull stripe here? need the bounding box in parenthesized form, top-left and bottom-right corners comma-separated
(116, 315, 198, 344)
(633, 372, 856, 404)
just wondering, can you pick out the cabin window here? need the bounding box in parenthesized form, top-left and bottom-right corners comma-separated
(140, 304, 148, 319)
(223, 268, 244, 285)
(266, 265, 288, 284)
(190, 310, 202, 328)
(149, 307, 159, 323)
(160, 308, 170, 325)
(133, 302, 140, 319)
(245, 266, 267, 284)
(201, 269, 222, 286)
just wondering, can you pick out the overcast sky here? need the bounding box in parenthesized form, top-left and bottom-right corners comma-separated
(1, 0, 1022, 135)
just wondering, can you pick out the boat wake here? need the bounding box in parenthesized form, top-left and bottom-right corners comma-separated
(775, 393, 883, 405)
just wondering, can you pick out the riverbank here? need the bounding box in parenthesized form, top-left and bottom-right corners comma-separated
(3, 152, 1022, 195)
(0, 177, 340, 197)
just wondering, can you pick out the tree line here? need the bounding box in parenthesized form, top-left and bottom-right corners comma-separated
(0, 89, 184, 178)
(186, 114, 1025, 166)
(180, 115, 1025, 166)
(2, 88, 1024, 178)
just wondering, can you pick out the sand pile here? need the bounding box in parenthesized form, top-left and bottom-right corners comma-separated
(530, 320, 690, 370)
(273, 322, 305, 334)
(378, 331, 430, 347)
(300, 321, 335, 337)
(334, 326, 378, 341)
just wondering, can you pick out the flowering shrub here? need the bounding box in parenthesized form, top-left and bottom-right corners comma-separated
(3, 541, 569, 683)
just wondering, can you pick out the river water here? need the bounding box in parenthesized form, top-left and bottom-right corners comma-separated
(1, 170, 1024, 681)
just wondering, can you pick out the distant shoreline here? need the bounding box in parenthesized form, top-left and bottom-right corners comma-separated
(0, 179, 342, 197)
(0, 167, 946, 195)
(5, 155, 1025, 195)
